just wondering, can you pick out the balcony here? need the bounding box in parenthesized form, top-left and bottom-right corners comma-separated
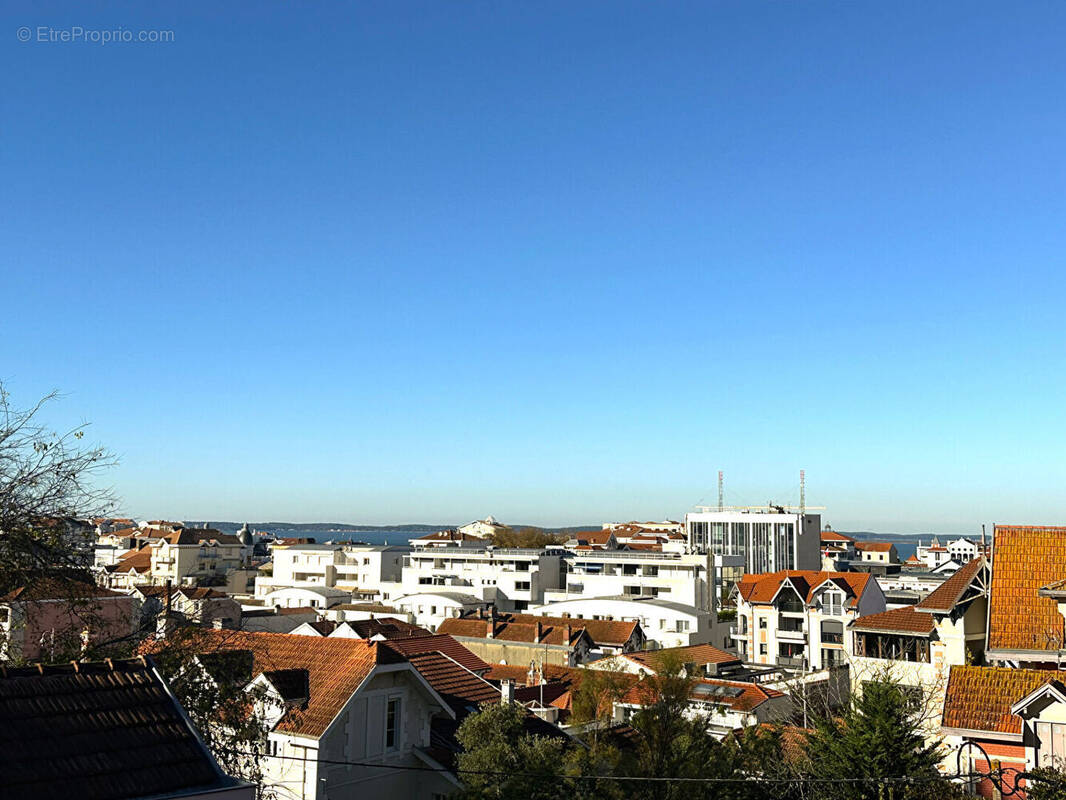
(777, 626, 806, 641)
(777, 655, 805, 668)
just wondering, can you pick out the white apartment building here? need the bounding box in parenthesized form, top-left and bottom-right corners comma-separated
(685, 508, 821, 596)
(732, 569, 885, 670)
(255, 542, 407, 598)
(545, 550, 717, 611)
(393, 547, 562, 612)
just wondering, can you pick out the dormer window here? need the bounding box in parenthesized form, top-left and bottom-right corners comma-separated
(821, 591, 844, 616)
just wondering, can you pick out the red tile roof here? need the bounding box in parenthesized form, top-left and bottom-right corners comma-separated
(820, 530, 855, 543)
(405, 652, 500, 710)
(483, 663, 584, 686)
(525, 614, 641, 648)
(620, 678, 783, 713)
(620, 644, 740, 671)
(380, 634, 489, 674)
(915, 558, 985, 613)
(438, 616, 589, 647)
(1, 578, 128, 604)
(850, 605, 936, 636)
(942, 665, 1066, 735)
(987, 526, 1066, 654)
(855, 542, 894, 553)
(568, 530, 615, 545)
(150, 629, 403, 738)
(735, 570, 871, 607)
(114, 548, 152, 573)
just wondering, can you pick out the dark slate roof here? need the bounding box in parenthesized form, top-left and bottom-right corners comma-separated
(0, 656, 245, 800)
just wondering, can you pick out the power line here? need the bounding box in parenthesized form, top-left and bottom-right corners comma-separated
(222, 747, 1008, 786)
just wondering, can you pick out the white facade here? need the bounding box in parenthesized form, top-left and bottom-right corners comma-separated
(396, 548, 561, 611)
(255, 543, 407, 598)
(529, 595, 714, 649)
(915, 537, 986, 570)
(544, 550, 715, 613)
(685, 509, 821, 588)
(390, 591, 489, 631)
(733, 572, 885, 670)
(256, 663, 459, 800)
(458, 516, 509, 538)
(261, 586, 350, 610)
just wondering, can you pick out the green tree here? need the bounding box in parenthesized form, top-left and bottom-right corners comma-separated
(802, 673, 955, 800)
(454, 701, 570, 800)
(1027, 768, 1066, 800)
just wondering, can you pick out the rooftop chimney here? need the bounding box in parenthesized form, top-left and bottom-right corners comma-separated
(535, 621, 543, 643)
(501, 678, 515, 704)
(487, 606, 497, 639)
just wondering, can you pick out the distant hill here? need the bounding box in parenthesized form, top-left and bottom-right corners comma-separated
(185, 521, 604, 535)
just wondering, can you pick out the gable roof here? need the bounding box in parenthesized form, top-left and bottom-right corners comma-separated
(735, 570, 871, 607)
(915, 557, 985, 613)
(820, 530, 855, 543)
(438, 614, 597, 648)
(346, 617, 432, 640)
(942, 665, 1066, 736)
(988, 526, 1066, 654)
(157, 529, 242, 546)
(114, 548, 153, 573)
(855, 541, 894, 553)
(405, 651, 500, 713)
(850, 605, 937, 636)
(160, 629, 404, 738)
(380, 634, 489, 674)
(0, 657, 243, 800)
(619, 677, 783, 713)
(524, 614, 640, 647)
(620, 643, 741, 671)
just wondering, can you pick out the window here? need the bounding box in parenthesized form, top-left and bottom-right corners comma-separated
(1038, 722, 1066, 768)
(267, 738, 280, 756)
(386, 697, 401, 751)
(759, 643, 767, 655)
(821, 591, 844, 616)
(759, 617, 768, 630)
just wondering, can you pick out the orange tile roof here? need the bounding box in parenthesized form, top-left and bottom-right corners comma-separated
(483, 663, 583, 686)
(942, 665, 1066, 735)
(850, 605, 936, 636)
(405, 652, 500, 710)
(380, 634, 489, 674)
(438, 615, 592, 648)
(735, 570, 871, 607)
(151, 629, 403, 738)
(915, 558, 985, 613)
(988, 526, 1066, 653)
(114, 548, 152, 573)
(569, 530, 615, 545)
(621, 644, 740, 671)
(820, 530, 855, 543)
(523, 614, 640, 648)
(620, 677, 782, 713)
(855, 541, 894, 552)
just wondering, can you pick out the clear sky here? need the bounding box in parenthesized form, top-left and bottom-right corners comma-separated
(3, 2, 1065, 532)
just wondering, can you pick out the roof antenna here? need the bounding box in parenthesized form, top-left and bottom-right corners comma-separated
(800, 470, 806, 515)
(718, 471, 724, 511)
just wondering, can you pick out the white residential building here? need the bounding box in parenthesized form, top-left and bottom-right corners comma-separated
(732, 569, 885, 670)
(255, 542, 407, 598)
(395, 547, 562, 612)
(546, 550, 717, 612)
(189, 631, 462, 800)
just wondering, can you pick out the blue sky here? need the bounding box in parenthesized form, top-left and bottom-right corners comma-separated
(3, 2, 1065, 531)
